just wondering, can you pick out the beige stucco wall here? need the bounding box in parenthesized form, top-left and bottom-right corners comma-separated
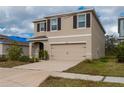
(34, 12, 92, 37)
(2, 44, 9, 55)
(33, 12, 93, 60)
(91, 13, 105, 59)
(32, 11, 105, 60)
(22, 46, 29, 56)
(0, 44, 3, 55)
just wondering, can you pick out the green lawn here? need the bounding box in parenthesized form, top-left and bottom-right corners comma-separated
(39, 76, 124, 87)
(65, 57, 124, 77)
(0, 61, 30, 68)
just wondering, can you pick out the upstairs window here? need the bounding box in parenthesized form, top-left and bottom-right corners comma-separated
(40, 22, 45, 31)
(51, 18, 58, 31)
(77, 14, 86, 28)
(120, 19, 124, 37)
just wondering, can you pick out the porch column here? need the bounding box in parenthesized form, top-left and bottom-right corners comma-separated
(29, 42, 32, 58)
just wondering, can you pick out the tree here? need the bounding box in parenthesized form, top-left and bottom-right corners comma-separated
(116, 42, 124, 62)
(116, 42, 124, 56)
(7, 41, 23, 61)
(105, 34, 118, 56)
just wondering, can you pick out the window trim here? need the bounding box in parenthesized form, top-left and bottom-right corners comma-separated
(50, 17, 58, 32)
(77, 13, 86, 29)
(40, 21, 45, 32)
(120, 19, 124, 37)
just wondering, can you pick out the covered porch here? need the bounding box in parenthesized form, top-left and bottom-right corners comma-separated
(29, 36, 48, 58)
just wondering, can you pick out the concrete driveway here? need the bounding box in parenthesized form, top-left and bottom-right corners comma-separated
(0, 68, 49, 87)
(0, 60, 80, 87)
(13, 60, 80, 72)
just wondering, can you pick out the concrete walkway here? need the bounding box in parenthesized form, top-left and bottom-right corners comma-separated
(103, 76, 124, 84)
(51, 72, 104, 81)
(51, 72, 124, 84)
(0, 67, 124, 87)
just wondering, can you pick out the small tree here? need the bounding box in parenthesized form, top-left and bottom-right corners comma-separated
(116, 42, 124, 62)
(7, 41, 23, 61)
(105, 34, 118, 56)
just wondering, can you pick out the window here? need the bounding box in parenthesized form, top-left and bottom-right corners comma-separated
(77, 14, 86, 28)
(120, 19, 124, 37)
(40, 22, 45, 31)
(51, 18, 58, 31)
(37, 23, 40, 32)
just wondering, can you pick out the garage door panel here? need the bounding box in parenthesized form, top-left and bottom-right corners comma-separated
(51, 43, 86, 61)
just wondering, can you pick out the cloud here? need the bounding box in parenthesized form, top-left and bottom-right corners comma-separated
(0, 6, 79, 38)
(0, 6, 123, 38)
(93, 6, 124, 36)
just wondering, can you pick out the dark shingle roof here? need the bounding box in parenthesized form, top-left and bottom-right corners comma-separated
(30, 36, 48, 39)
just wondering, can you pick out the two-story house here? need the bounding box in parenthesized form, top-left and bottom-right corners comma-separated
(29, 8, 105, 61)
(118, 17, 124, 42)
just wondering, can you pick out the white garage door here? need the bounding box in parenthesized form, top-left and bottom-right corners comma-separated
(51, 43, 86, 61)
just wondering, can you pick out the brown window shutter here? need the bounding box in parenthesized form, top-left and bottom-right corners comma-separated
(86, 13, 90, 27)
(73, 15, 77, 29)
(118, 19, 120, 34)
(58, 18, 61, 30)
(44, 22, 46, 31)
(37, 23, 40, 32)
(47, 19, 50, 31)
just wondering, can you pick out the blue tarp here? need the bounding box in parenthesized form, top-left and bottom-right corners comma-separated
(78, 6, 86, 10)
(8, 36, 28, 42)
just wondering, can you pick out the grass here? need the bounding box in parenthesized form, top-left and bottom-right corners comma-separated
(65, 57, 124, 77)
(0, 61, 31, 68)
(39, 76, 124, 87)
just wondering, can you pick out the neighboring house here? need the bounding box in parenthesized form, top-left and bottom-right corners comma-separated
(29, 8, 105, 61)
(0, 34, 29, 56)
(118, 17, 124, 42)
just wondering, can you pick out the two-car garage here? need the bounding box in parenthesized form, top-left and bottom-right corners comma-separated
(50, 42, 86, 61)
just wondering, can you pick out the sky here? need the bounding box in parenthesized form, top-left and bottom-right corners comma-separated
(0, 6, 124, 38)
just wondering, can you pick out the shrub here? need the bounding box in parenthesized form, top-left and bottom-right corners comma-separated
(83, 59, 92, 63)
(44, 50, 49, 60)
(105, 56, 116, 59)
(116, 42, 124, 63)
(99, 57, 108, 62)
(18, 56, 30, 62)
(117, 56, 124, 63)
(39, 50, 49, 60)
(29, 57, 39, 63)
(7, 42, 23, 61)
(0, 55, 8, 62)
(35, 57, 39, 62)
(39, 50, 44, 59)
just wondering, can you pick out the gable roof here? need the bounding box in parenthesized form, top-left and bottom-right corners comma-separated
(0, 34, 29, 46)
(45, 8, 94, 18)
(33, 8, 94, 23)
(33, 8, 105, 34)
